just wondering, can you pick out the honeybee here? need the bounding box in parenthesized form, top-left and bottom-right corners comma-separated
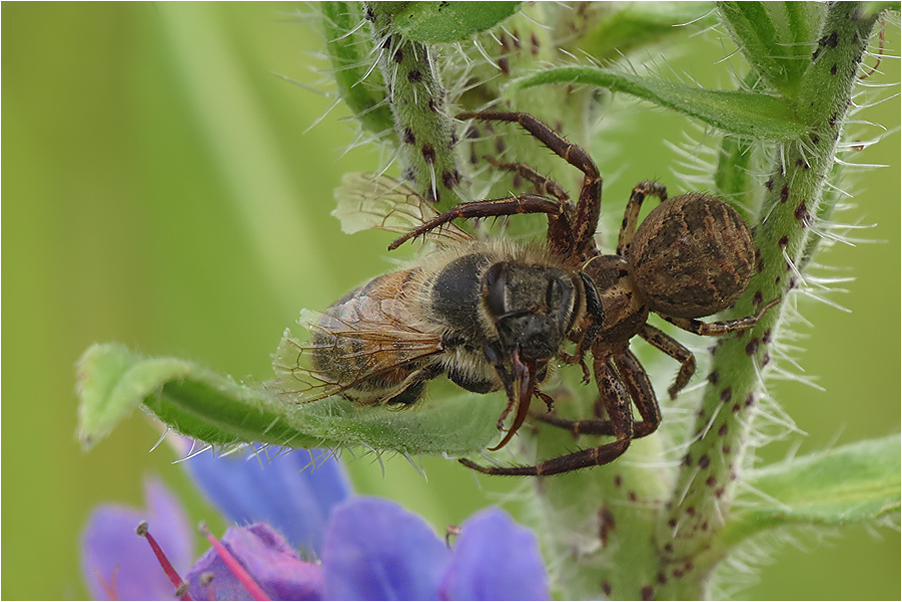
(274, 172, 598, 452)
(276, 111, 774, 476)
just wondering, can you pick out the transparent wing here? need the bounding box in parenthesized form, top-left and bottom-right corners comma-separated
(273, 307, 444, 404)
(332, 172, 472, 245)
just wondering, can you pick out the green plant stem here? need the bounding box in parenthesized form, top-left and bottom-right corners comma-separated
(365, 2, 463, 205)
(655, 4, 881, 598)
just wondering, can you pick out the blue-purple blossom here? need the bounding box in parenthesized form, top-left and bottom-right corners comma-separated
(184, 447, 351, 556)
(187, 523, 323, 601)
(81, 446, 550, 601)
(322, 497, 550, 601)
(80, 476, 195, 601)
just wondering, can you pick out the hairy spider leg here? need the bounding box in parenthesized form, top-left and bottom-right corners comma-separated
(661, 298, 780, 337)
(483, 156, 578, 255)
(461, 349, 662, 476)
(530, 348, 661, 438)
(617, 181, 668, 256)
(388, 194, 570, 251)
(484, 156, 572, 203)
(458, 112, 602, 258)
(639, 323, 697, 399)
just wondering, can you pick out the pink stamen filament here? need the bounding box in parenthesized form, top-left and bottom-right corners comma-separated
(199, 523, 271, 602)
(137, 521, 193, 601)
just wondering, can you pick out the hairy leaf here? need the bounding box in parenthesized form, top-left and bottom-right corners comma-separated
(721, 435, 901, 546)
(511, 67, 806, 139)
(388, 1, 522, 43)
(76, 343, 502, 457)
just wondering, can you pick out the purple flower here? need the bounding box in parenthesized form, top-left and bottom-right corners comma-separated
(80, 476, 195, 600)
(322, 497, 550, 601)
(187, 524, 323, 601)
(81, 447, 550, 600)
(183, 447, 351, 556)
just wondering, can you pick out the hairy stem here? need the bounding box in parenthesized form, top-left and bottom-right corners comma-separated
(365, 2, 463, 205)
(655, 4, 880, 597)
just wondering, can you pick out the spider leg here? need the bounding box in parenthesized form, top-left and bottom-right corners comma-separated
(533, 349, 662, 440)
(458, 111, 602, 257)
(484, 156, 571, 203)
(459, 354, 638, 476)
(388, 194, 568, 251)
(617, 181, 668, 256)
(639, 323, 696, 399)
(613, 349, 662, 439)
(661, 298, 780, 337)
(483, 156, 577, 256)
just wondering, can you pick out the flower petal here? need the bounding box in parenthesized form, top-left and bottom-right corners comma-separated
(183, 446, 352, 556)
(322, 497, 451, 600)
(80, 476, 194, 601)
(187, 523, 324, 601)
(439, 508, 549, 601)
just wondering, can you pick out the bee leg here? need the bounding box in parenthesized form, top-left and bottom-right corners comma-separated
(558, 350, 592, 383)
(535, 390, 556, 413)
(388, 194, 569, 251)
(456, 111, 601, 257)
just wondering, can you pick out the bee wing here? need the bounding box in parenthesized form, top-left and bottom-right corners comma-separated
(273, 307, 444, 404)
(332, 172, 472, 245)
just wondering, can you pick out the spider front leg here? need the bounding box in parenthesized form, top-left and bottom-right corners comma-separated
(532, 349, 661, 440)
(387, 193, 571, 250)
(485, 156, 572, 204)
(458, 111, 602, 256)
(460, 351, 657, 476)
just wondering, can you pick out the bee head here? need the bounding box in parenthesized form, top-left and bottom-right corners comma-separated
(482, 262, 577, 362)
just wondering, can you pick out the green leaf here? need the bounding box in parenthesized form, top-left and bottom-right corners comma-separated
(389, 1, 522, 43)
(76, 343, 503, 456)
(75, 343, 318, 450)
(718, 2, 823, 97)
(510, 67, 806, 139)
(721, 435, 901, 546)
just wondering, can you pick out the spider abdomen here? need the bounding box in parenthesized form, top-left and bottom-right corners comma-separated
(627, 193, 755, 319)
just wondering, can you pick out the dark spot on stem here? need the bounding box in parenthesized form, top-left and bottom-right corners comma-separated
(441, 170, 460, 189)
(745, 339, 760, 356)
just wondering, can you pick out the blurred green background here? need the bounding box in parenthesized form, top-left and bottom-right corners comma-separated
(3, 3, 898, 600)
